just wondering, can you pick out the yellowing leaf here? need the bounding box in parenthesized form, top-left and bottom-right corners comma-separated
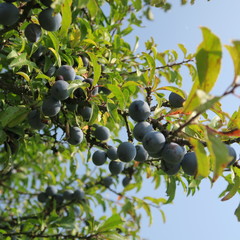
(183, 79, 200, 113)
(16, 72, 30, 82)
(225, 41, 240, 81)
(48, 47, 61, 67)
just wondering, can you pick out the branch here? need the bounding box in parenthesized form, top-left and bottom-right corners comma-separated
(2, 231, 99, 239)
(108, 187, 162, 209)
(0, 182, 37, 196)
(170, 111, 202, 138)
(120, 59, 194, 76)
(121, 111, 133, 142)
(170, 81, 240, 138)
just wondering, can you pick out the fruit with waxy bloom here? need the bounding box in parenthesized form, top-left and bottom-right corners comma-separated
(117, 142, 136, 162)
(67, 127, 84, 145)
(38, 8, 62, 32)
(128, 100, 151, 122)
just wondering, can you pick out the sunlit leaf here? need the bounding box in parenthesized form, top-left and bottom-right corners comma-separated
(228, 107, 240, 129)
(190, 138, 210, 177)
(178, 43, 187, 57)
(98, 214, 123, 232)
(155, 85, 186, 99)
(48, 32, 60, 50)
(16, 72, 30, 82)
(60, 0, 72, 37)
(196, 27, 222, 93)
(106, 84, 126, 109)
(142, 52, 156, 82)
(87, 0, 99, 19)
(49, 47, 61, 67)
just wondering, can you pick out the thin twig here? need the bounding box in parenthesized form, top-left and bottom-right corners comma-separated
(120, 59, 194, 76)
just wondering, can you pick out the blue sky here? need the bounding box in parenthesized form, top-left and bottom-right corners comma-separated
(122, 1, 240, 239)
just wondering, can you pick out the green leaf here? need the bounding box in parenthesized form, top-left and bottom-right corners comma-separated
(132, 0, 142, 10)
(225, 41, 240, 80)
(145, 7, 154, 20)
(49, 47, 61, 67)
(228, 107, 240, 129)
(98, 214, 123, 232)
(221, 175, 240, 201)
(48, 215, 75, 229)
(60, 0, 72, 37)
(68, 80, 87, 97)
(160, 209, 166, 223)
(123, 183, 137, 192)
(156, 86, 186, 99)
(79, 18, 89, 41)
(88, 103, 99, 125)
(87, 52, 101, 86)
(183, 89, 220, 113)
(48, 32, 60, 50)
(206, 129, 229, 182)
(196, 27, 222, 93)
(142, 201, 153, 225)
(182, 80, 200, 113)
(142, 52, 156, 82)
(133, 36, 139, 52)
(194, 93, 221, 113)
(121, 26, 133, 36)
(10, 53, 37, 71)
(7, 49, 18, 59)
(190, 138, 210, 177)
(78, 0, 89, 8)
(87, 0, 99, 19)
(100, 233, 126, 240)
(0, 106, 29, 128)
(106, 84, 126, 110)
(178, 43, 187, 57)
(234, 203, 240, 221)
(0, 129, 7, 144)
(107, 101, 120, 122)
(122, 81, 139, 88)
(166, 177, 176, 203)
(144, 196, 167, 205)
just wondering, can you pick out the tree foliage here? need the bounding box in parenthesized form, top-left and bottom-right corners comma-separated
(0, 0, 239, 239)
